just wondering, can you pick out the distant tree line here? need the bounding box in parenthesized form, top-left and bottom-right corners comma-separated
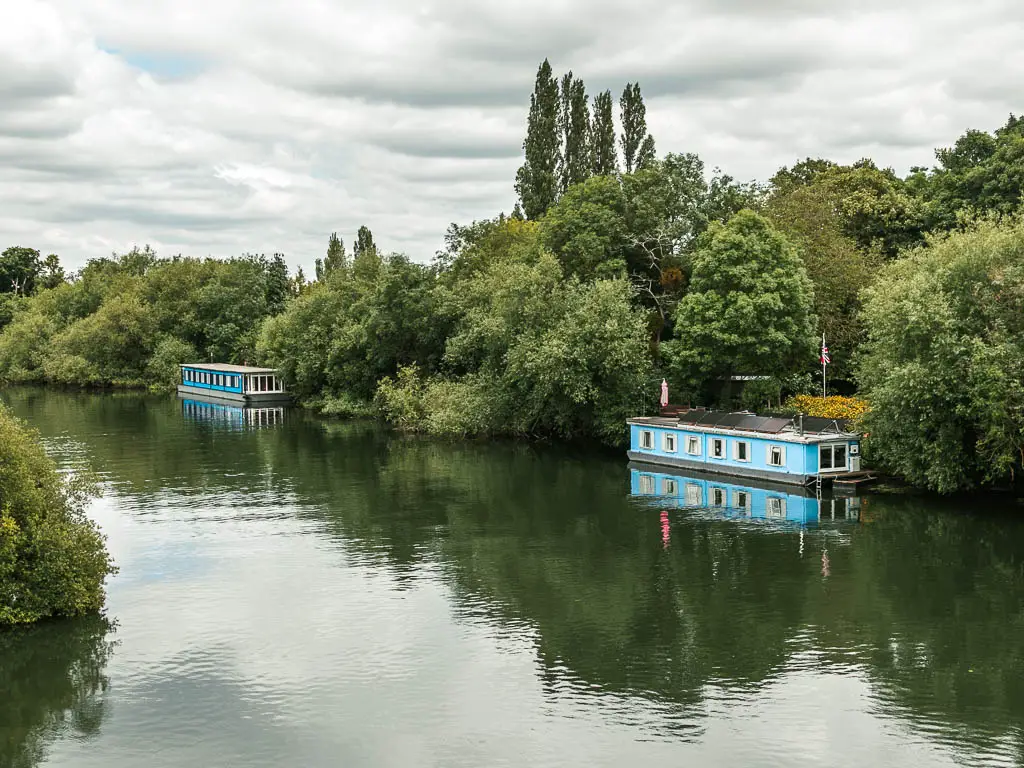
(3, 61, 1024, 492)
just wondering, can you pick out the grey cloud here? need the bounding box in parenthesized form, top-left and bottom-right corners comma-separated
(371, 132, 519, 160)
(3, 0, 1024, 270)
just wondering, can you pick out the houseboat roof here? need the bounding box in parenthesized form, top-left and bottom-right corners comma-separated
(180, 363, 279, 374)
(628, 410, 859, 444)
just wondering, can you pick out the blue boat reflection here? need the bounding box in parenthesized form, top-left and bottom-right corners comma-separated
(180, 398, 285, 430)
(629, 461, 861, 526)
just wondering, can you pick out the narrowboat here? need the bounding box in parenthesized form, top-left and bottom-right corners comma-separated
(627, 410, 864, 487)
(177, 363, 291, 406)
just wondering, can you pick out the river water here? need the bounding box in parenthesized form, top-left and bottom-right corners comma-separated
(1, 388, 1022, 768)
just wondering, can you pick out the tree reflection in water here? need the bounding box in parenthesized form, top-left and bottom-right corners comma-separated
(0, 616, 116, 768)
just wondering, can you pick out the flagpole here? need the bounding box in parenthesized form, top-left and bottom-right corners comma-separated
(821, 333, 827, 400)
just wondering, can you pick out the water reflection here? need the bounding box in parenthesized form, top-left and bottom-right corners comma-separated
(1, 386, 1023, 767)
(0, 617, 116, 768)
(630, 461, 861, 525)
(180, 398, 285, 430)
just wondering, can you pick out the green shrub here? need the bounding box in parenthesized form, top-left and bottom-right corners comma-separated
(0, 406, 115, 626)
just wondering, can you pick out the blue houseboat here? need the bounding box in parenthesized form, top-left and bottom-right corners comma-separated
(629, 462, 861, 526)
(177, 363, 291, 406)
(627, 410, 863, 487)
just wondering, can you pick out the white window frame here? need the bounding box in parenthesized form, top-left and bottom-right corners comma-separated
(766, 497, 787, 519)
(639, 474, 655, 494)
(686, 435, 702, 456)
(685, 483, 703, 507)
(640, 430, 654, 450)
(711, 438, 725, 459)
(662, 478, 678, 496)
(732, 490, 750, 511)
(711, 487, 726, 507)
(767, 444, 786, 468)
(819, 443, 849, 472)
(663, 433, 678, 453)
(733, 440, 752, 463)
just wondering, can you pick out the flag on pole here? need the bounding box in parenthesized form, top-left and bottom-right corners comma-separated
(820, 336, 830, 365)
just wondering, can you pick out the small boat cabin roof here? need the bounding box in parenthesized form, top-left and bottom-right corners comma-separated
(628, 409, 859, 446)
(179, 363, 279, 374)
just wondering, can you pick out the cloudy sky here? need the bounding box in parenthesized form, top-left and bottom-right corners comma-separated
(3, 0, 1023, 274)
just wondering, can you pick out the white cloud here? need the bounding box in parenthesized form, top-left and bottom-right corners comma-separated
(2, 0, 1023, 274)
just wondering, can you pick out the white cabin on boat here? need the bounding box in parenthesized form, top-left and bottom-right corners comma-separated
(177, 363, 291, 405)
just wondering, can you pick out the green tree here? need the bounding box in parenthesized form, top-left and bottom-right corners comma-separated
(664, 210, 816, 398)
(619, 83, 656, 174)
(765, 176, 879, 381)
(352, 226, 381, 282)
(858, 218, 1024, 492)
(0, 406, 114, 626)
(378, 252, 652, 444)
(39, 254, 66, 290)
(0, 247, 43, 296)
(923, 114, 1024, 229)
(315, 232, 347, 282)
(590, 90, 617, 176)
(771, 160, 926, 257)
(515, 60, 562, 219)
(559, 72, 591, 193)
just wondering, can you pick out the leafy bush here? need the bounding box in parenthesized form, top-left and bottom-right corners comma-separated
(784, 394, 870, 421)
(146, 337, 199, 391)
(0, 406, 115, 626)
(858, 218, 1024, 492)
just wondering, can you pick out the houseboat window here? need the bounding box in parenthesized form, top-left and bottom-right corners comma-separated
(662, 478, 678, 496)
(767, 497, 786, 519)
(768, 445, 785, 467)
(663, 433, 677, 453)
(733, 491, 750, 510)
(734, 441, 751, 462)
(685, 484, 702, 507)
(819, 444, 848, 471)
(834, 444, 847, 468)
(686, 436, 701, 456)
(639, 474, 655, 494)
(711, 488, 725, 506)
(640, 430, 654, 450)
(711, 438, 725, 459)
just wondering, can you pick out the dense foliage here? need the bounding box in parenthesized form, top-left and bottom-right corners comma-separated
(858, 220, 1024, 492)
(0, 406, 114, 626)
(0, 248, 291, 390)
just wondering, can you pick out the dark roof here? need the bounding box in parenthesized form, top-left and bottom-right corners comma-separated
(666, 409, 851, 436)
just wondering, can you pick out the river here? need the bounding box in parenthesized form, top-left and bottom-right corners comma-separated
(1, 388, 1022, 767)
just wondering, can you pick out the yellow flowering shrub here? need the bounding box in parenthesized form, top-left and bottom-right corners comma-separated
(785, 394, 869, 421)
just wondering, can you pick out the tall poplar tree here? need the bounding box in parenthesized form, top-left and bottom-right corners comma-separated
(515, 60, 562, 220)
(352, 225, 381, 281)
(590, 90, 618, 176)
(559, 72, 591, 193)
(315, 232, 347, 281)
(620, 83, 656, 174)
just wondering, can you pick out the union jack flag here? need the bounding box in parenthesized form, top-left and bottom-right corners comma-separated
(820, 336, 831, 365)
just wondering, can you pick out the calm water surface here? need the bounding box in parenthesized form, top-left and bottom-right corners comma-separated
(2, 388, 1023, 767)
